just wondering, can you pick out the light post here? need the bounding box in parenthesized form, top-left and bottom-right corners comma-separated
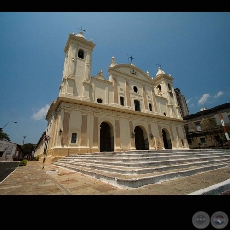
(23, 136, 26, 145)
(4, 147, 8, 161)
(0, 121, 17, 131)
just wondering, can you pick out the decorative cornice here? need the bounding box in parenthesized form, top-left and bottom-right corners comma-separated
(92, 76, 112, 84)
(108, 64, 152, 84)
(155, 94, 167, 100)
(64, 34, 96, 53)
(83, 79, 92, 86)
(154, 74, 174, 82)
(48, 96, 184, 124)
(67, 75, 75, 81)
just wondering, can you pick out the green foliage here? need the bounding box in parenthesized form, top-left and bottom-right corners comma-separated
(18, 159, 28, 166)
(22, 143, 35, 157)
(0, 130, 11, 141)
(31, 156, 39, 161)
(201, 117, 219, 133)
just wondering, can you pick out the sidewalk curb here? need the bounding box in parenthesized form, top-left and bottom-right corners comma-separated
(188, 178, 230, 195)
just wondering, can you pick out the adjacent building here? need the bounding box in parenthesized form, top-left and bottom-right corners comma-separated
(35, 31, 189, 163)
(0, 140, 23, 161)
(174, 88, 189, 118)
(183, 103, 230, 149)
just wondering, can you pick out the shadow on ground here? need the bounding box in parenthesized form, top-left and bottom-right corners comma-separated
(0, 162, 19, 183)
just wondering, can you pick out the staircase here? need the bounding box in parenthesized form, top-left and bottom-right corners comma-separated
(51, 149, 230, 188)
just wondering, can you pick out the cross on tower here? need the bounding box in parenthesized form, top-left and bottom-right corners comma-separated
(130, 55, 134, 63)
(78, 26, 86, 32)
(127, 54, 134, 64)
(156, 63, 161, 68)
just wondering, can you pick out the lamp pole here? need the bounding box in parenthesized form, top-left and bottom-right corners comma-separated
(23, 136, 26, 145)
(0, 121, 17, 131)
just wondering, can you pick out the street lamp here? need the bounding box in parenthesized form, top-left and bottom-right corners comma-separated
(0, 121, 17, 131)
(23, 136, 26, 145)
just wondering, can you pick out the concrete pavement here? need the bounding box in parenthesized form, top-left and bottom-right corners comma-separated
(0, 160, 230, 195)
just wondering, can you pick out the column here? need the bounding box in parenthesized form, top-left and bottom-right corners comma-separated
(143, 87, 148, 110)
(176, 127, 180, 148)
(129, 121, 135, 148)
(93, 116, 98, 146)
(126, 80, 131, 106)
(148, 124, 154, 148)
(115, 120, 120, 148)
(151, 89, 158, 112)
(113, 76, 118, 104)
(80, 114, 88, 146)
(62, 112, 70, 146)
(169, 125, 175, 148)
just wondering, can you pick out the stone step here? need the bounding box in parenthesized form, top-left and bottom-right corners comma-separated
(52, 161, 230, 188)
(68, 150, 230, 158)
(59, 157, 230, 168)
(54, 158, 230, 175)
(61, 155, 230, 165)
(66, 150, 230, 158)
(51, 149, 230, 188)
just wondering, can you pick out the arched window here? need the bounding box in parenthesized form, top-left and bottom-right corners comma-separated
(78, 49, 84, 59)
(149, 103, 152, 111)
(133, 86, 138, 93)
(168, 83, 173, 97)
(168, 83, 171, 90)
(157, 85, 161, 91)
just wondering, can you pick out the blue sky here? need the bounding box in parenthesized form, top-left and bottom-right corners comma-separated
(1, 12, 230, 145)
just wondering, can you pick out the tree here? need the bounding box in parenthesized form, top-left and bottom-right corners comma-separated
(200, 117, 223, 147)
(0, 129, 11, 141)
(22, 143, 35, 158)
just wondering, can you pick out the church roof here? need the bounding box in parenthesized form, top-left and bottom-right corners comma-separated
(75, 31, 86, 40)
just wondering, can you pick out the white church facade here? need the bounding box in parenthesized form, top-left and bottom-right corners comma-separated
(35, 31, 189, 162)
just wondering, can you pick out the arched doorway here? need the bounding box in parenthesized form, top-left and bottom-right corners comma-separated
(134, 126, 149, 150)
(100, 122, 114, 152)
(162, 129, 172, 149)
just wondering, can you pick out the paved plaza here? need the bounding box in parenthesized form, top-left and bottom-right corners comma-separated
(0, 160, 230, 195)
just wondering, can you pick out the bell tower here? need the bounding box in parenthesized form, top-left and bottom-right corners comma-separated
(154, 66, 181, 118)
(59, 31, 95, 99)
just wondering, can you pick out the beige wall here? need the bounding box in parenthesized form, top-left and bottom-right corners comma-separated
(38, 33, 189, 162)
(39, 101, 189, 162)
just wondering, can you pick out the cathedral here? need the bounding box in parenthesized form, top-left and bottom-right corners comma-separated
(34, 31, 189, 163)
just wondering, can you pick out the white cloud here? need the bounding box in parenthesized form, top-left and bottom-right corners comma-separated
(31, 104, 50, 120)
(198, 94, 211, 105)
(214, 91, 224, 98)
(186, 99, 191, 104)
